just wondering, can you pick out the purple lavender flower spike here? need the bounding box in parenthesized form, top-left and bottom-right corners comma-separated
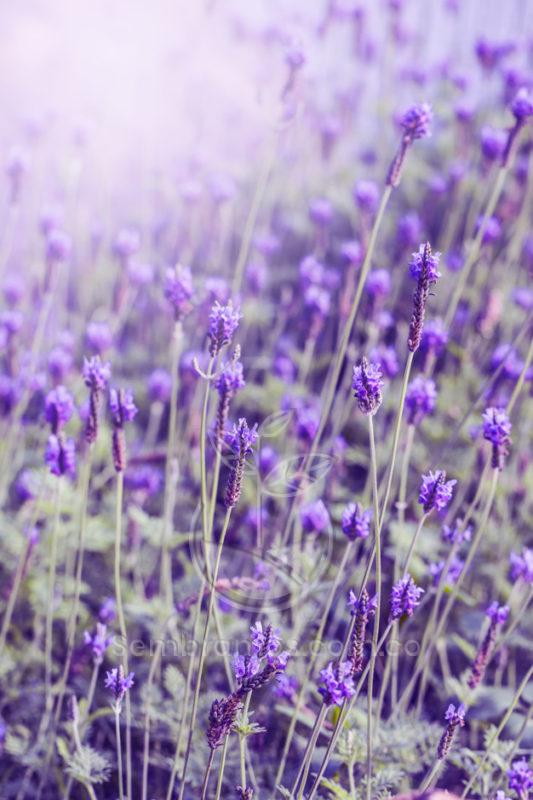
(214, 350, 245, 447)
(468, 602, 509, 689)
(387, 103, 432, 187)
(110, 388, 137, 472)
(390, 575, 424, 620)
(418, 470, 456, 513)
(84, 623, 113, 664)
(105, 665, 134, 707)
(233, 653, 260, 682)
(83, 356, 111, 444)
(408, 242, 441, 352)
(405, 376, 437, 426)
(45, 385, 74, 434)
(409, 244, 441, 283)
(341, 502, 372, 540)
(437, 703, 465, 758)
(164, 264, 193, 320)
(421, 318, 448, 358)
(509, 548, 533, 583)
(250, 622, 281, 658)
(511, 88, 533, 123)
(352, 357, 384, 416)
(507, 759, 533, 795)
(318, 661, 355, 706)
(300, 499, 330, 534)
(208, 300, 242, 356)
(347, 589, 377, 675)
(224, 418, 258, 508)
(45, 434, 76, 478)
(486, 602, 509, 626)
(482, 407, 512, 470)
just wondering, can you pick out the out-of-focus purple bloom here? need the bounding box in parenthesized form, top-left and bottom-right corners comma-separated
(99, 598, 116, 624)
(125, 465, 162, 496)
(128, 261, 154, 287)
(83, 356, 111, 392)
(208, 300, 241, 356)
(318, 661, 355, 706)
(475, 38, 515, 72)
(480, 126, 506, 161)
(400, 103, 433, 140)
(409, 244, 441, 283)
(352, 358, 384, 416)
(486, 602, 509, 625)
(429, 557, 464, 586)
(441, 520, 472, 546)
(105, 666, 134, 706)
(48, 347, 74, 382)
(511, 88, 533, 122)
(112, 228, 140, 262)
(86, 321, 113, 354)
(446, 250, 464, 272)
(512, 287, 533, 311)
(340, 239, 363, 266)
(45, 434, 76, 478)
(84, 623, 113, 663)
(258, 445, 278, 478)
(397, 211, 422, 248)
(405, 376, 437, 425)
(274, 354, 297, 384)
(421, 318, 448, 357)
(476, 216, 501, 245)
(3, 275, 24, 306)
(110, 388, 138, 426)
(45, 385, 74, 433)
(483, 407, 512, 470)
(164, 264, 193, 320)
(353, 180, 379, 212)
(14, 469, 38, 504)
(341, 502, 371, 540)
(253, 232, 280, 259)
(507, 759, 533, 795)
(390, 575, 424, 619)
(305, 285, 330, 317)
(274, 673, 299, 701)
(418, 470, 456, 513)
(148, 368, 172, 404)
(299, 255, 324, 286)
(46, 228, 71, 262)
(295, 403, 320, 442)
(309, 197, 333, 226)
(366, 269, 391, 298)
(300, 499, 330, 534)
(509, 548, 533, 583)
(369, 344, 399, 378)
(0, 310, 23, 336)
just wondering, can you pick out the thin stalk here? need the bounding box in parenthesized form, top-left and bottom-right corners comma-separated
(214, 738, 229, 800)
(444, 165, 508, 328)
(200, 356, 217, 552)
(165, 581, 205, 800)
(161, 320, 183, 608)
(239, 692, 252, 791)
(200, 749, 215, 800)
(55, 448, 94, 725)
(460, 665, 533, 799)
(401, 512, 430, 577)
(378, 350, 414, 528)
(178, 507, 233, 800)
(507, 332, 533, 414)
(365, 415, 382, 799)
(292, 704, 328, 799)
(114, 472, 132, 800)
(419, 759, 443, 793)
(397, 469, 499, 715)
(45, 478, 62, 718)
(142, 630, 167, 800)
(115, 711, 125, 800)
(274, 541, 355, 788)
(0, 535, 32, 656)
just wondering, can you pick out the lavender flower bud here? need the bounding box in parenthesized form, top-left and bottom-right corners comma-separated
(318, 661, 355, 706)
(224, 418, 258, 508)
(437, 703, 465, 759)
(347, 589, 377, 675)
(250, 622, 281, 659)
(509, 548, 533, 583)
(84, 623, 113, 665)
(418, 470, 456, 513)
(468, 602, 509, 689)
(300, 499, 330, 534)
(206, 694, 243, 749)
(208, 300, 242, 357)
(341, 503, 372, 540)
(83, 356, 111, 444)
(482, 407, 512, 470)
(352, 357, 384, 416)
(407, 242, 441, 352)
(386, 103, 432, 187)
(389, 575, 424, 620)
(45, 433, 76, 478)
(104, 665, 134, 708)
(214, 349, 245, 447)
(44, 385, 74, 434)
(110, 388, 138, 472)
(164, 264, 193, 320)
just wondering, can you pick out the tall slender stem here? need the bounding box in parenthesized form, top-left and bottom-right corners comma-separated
(141, 630, 167, 800)
(291, 704, 327, 799)
(214, 738, 229, 800)
(200, 748, 215, 800)
(45, 478, 62, 718)
(178, 507, 233, 800)
(0, 535, 32, 656)
(365, 415, 382, 799)
(115, 710, 125, 800)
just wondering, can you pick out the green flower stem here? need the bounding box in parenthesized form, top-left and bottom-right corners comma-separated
(54, 447, 94, 726)
(113, 471, 132, 800)
(44, 477, 62, 718)
(0, 533, 32, 657)
(291, 703, 328, 799)
(274, 541, 355, 788)
(419, 759, 443, 793)
(460, 665, 533, 799)
(401, 511, 430, 577)
(365, 414, 383, 799)
(214, 738, 229, 800)
(200, 748, 215, 800)
(178, 506, 233, 800)
(115, 709, 125, 800)
(397, 468, 499, 716)
(378, 349, 414, 529)
(444, 165, 509, 329)
(200, 356, 217, 556)
(239, 692, 252, 790)
(142, 623, 169, 800)
(306, 622, 394, 800)
(161, 320, 183, 609)
(507, 331, 533, 414)
(165, 581, 205, 800)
